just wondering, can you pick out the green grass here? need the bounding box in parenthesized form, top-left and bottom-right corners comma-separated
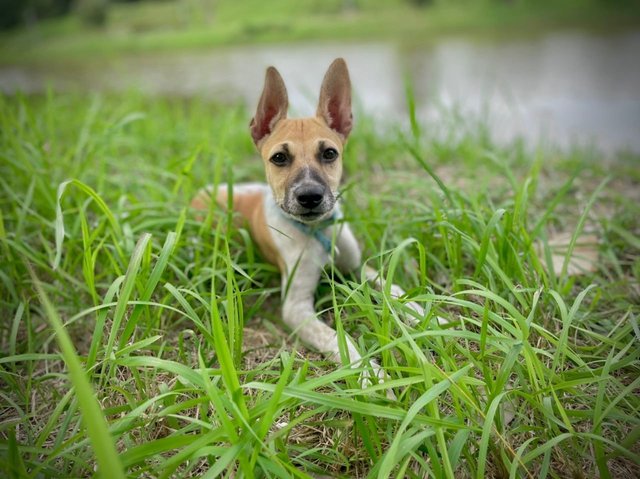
(2, 0, 640, 65)
(1, 90, 639, 478)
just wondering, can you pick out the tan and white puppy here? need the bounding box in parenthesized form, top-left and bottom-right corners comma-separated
(192, 58, 424, 386)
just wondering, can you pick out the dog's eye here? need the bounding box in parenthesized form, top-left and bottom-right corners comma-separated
(322, 148, 338, 162)
(270, 152, 288, 166)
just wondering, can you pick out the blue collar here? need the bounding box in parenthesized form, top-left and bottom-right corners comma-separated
(286, 209, 342, 254)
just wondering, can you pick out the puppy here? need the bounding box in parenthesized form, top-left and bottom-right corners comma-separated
(192, 58, 425, 387)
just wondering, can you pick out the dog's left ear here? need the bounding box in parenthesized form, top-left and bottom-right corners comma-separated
(317, 58, 353, 140)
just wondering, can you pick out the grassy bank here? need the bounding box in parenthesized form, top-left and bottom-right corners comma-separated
(1, 91, 639, 477)
(2, 0, 640, 65)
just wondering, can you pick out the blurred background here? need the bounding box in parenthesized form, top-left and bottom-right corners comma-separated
(1, 0, 639, 153)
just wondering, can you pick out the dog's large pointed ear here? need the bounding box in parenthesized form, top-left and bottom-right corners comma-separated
(250, 66, 289, 146)
(316, 58, 353, 140)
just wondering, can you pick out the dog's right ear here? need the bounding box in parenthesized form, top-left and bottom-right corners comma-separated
(250, 66, 289, 146)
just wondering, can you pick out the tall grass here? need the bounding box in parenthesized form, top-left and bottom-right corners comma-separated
(0, 91, 639, 477)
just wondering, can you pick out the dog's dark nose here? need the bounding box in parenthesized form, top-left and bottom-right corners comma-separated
(296, 185, 324, 209)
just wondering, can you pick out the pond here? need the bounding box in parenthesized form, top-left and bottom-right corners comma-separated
(2, 29, 639, 153)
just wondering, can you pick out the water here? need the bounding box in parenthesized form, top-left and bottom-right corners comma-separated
(2, 29, 639, 153)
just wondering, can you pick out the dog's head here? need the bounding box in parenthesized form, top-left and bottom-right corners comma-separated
(250, 58, 353, 224)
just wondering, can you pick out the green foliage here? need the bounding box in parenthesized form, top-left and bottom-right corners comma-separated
(76, 0, 109, 27)
(0, 0, 73, 30)
(1, 0, 640, 63)
(0, 91, 639, 477)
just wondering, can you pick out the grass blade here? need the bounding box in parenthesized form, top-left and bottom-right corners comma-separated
(28, 265, 125, 479)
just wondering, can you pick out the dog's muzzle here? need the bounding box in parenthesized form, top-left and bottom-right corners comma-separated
(283, 181, 335, 222)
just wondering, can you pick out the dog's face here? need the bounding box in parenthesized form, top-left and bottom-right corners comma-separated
(250, 58, 353, 223)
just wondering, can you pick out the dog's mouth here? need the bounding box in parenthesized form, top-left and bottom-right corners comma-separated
(279, 195, 335, 223)
(283, 207, 333, 224)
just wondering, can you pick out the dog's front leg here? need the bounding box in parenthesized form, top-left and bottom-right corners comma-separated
(334, 224, 429, 326)
(280, 264, 386, 388)
(281, 266, 362, 364)
(364, 265, 425, 326)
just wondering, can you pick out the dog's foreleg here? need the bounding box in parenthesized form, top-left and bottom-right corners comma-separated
(364, 265, 424, 326)
(281, 266, 361, 363)
(334, 225, 423, 320)
(280, 265, 386, 389)
(364, 266, 451, 326)
(332, 222, 362, 273)
(333, 224, 443, 326)
(333, 223, 423, 322)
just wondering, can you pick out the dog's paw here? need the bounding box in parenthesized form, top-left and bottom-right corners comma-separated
(388, 283, 456, 327)
(404, 299, 425, 319)
(388, 283, 424, 326)
(360, 360, 397, 400)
